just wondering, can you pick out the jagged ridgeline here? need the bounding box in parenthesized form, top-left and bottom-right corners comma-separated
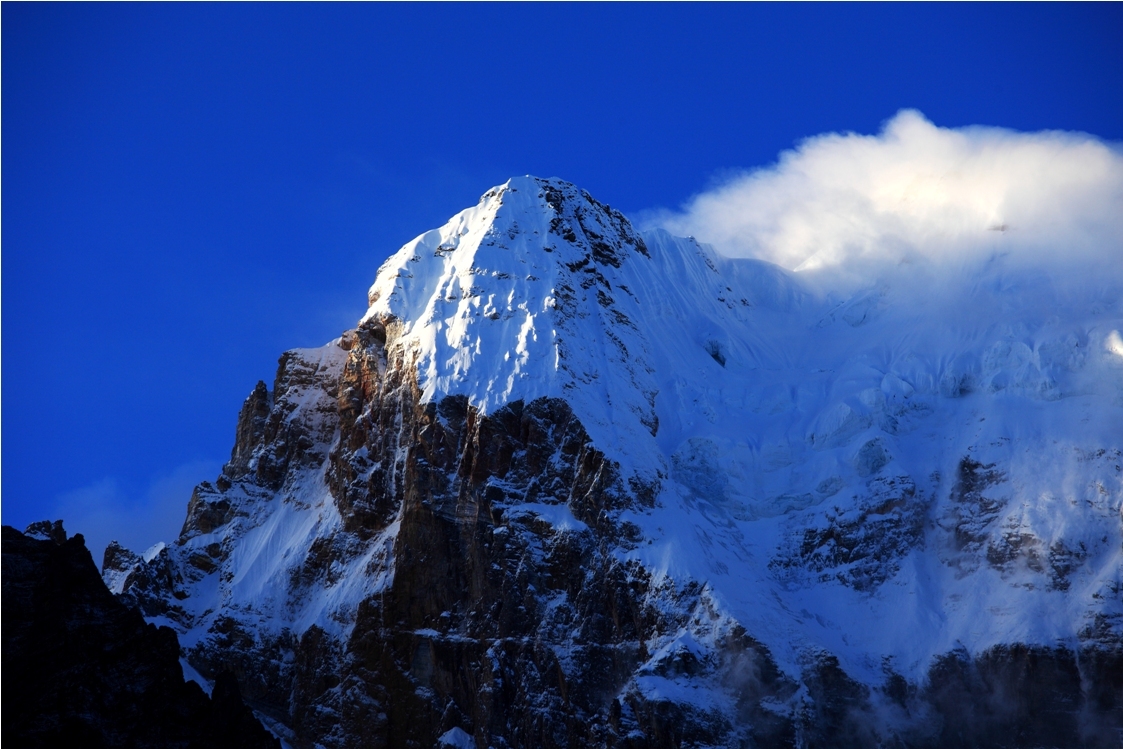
(104, 177, 1122, 748)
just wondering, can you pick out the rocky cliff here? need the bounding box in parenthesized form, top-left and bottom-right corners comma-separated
(106, 177, 1123, 748)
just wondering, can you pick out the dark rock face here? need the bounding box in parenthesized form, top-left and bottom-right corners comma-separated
(921, 645, 1123, 749)
(102, 538, 186, 619)
(948, 457, 1009, 556)
(767, 645, 1123, 749)
(772, 475, 928, 591)
(2, 523, 279, 749)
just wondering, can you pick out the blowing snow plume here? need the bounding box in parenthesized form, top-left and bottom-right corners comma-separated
(654, 110, 1123, 290)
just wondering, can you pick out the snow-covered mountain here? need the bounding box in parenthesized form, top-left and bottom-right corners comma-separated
(107, 177, 1123, 748)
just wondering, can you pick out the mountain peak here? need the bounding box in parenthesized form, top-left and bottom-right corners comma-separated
(361, 177, 670, 474)
(104, 176, 1123, 749)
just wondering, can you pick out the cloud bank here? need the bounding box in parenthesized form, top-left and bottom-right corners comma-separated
(653, 111, 1123, 285)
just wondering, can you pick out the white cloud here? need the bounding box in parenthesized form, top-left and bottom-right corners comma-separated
(53, 459, 221, 567)
(651, 111, 1123, 287)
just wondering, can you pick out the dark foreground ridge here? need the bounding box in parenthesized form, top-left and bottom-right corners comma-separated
(2, 521, 279, 749)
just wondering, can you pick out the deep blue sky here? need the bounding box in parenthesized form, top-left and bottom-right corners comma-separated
(4, 3, 1122, 558)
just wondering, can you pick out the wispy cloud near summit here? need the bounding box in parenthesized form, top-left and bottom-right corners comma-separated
(651, 111, 1123, 284)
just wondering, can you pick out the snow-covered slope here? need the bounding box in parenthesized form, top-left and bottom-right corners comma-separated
(108, 176, 1123, 748)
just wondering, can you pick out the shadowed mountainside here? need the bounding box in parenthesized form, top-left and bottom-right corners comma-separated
(2, 521, 280, 749)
